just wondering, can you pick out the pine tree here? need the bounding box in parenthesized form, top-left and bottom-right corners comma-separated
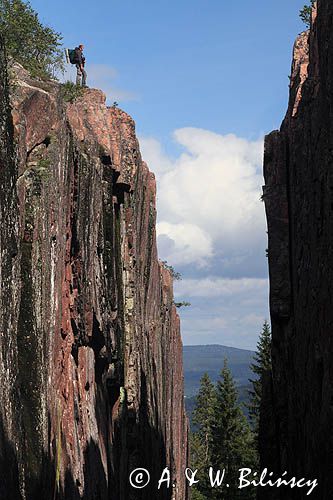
(248, 320, 272, 438)
(213, 359, 257, 500)
(0, 0, 63, 78)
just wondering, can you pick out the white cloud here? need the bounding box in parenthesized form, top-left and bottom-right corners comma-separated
(157, 222, 213, 267)
(240, 313, 267, 327)
(180, 316, 227, 333)
(174, 277, 268, 299)
(140, 129, 268, 348)
(140, 128, 265, 269)
(174, 277, 269, 348)
(139, 137, 173, 175)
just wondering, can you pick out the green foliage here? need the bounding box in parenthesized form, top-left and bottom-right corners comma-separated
(36, 158, 50, 169)
(161, 262, 191, 307)
(61, 81, 85, 103)
(191, 361, 257, 499)
(247, 320, 272, 438)
(299, 1, 315, 28)
(193, 373, 216, 462)
(190, 432, 210, 499)
(174, 301, 191, 308)
(183, 344, 254, 397)
(190, 485, 207, 500)
(0, 0, 64, 78)
(32, 158, 50, 181)
(191, 373, 217, 498)
(7, 65, 19, 93)
(161, 260, 182, 280)
(212, 359, 257, 499)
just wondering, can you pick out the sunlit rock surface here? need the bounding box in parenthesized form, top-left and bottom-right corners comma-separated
(0, 40, 188, 500)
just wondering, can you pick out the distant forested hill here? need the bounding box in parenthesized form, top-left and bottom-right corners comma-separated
(183, 344, 254, 396)
(183, 345, 255, 426)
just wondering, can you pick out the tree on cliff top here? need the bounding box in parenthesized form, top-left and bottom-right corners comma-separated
(0, 0, 63, 78)
(299, 0, 315, 28)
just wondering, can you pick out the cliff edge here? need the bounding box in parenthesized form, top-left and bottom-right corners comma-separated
(0, 39, 188, 500)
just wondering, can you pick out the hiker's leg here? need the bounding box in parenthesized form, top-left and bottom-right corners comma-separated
(82, 68, 87, 86)
(76, 64, 82, 85)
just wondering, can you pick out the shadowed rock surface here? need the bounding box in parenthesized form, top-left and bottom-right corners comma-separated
(262, 1, 333, 498)
(0, 39, 188, 500)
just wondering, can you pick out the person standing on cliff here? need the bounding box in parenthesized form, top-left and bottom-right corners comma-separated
(75, 44, 87, 87)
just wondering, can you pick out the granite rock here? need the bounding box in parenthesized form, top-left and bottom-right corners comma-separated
(0, 44, 188, 500)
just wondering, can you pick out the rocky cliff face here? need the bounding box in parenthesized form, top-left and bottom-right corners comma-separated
(0, 39, 188, 500)
(262, 1, 333, 498)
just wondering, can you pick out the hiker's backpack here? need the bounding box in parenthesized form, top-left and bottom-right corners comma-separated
(65, 48, 78, 64)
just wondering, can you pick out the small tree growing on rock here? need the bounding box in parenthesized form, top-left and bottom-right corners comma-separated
(161, 260, 182, 280)
(299, 0, 315, 28)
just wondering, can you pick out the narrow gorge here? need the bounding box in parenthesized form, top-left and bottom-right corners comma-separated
(0, 37, 188, 500)
(3, 1, 333, 499)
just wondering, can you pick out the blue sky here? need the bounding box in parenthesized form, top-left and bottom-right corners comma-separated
(30, 0, 308, 348)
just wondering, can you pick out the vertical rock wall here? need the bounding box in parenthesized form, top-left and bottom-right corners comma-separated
(263, 1, 333, 498)
(0, 35, 22, 500)
(0, 45, 188, 500)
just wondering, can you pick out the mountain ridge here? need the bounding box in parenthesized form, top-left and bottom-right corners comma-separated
(183, 344, 255, 397)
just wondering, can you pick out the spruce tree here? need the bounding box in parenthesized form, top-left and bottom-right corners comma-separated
(191, 373, 216, 498)
(192, 373, 216, 462)
(213, 359, 257, 500)
(248, 320, 272, 437)
(190, 433, 208, 499)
